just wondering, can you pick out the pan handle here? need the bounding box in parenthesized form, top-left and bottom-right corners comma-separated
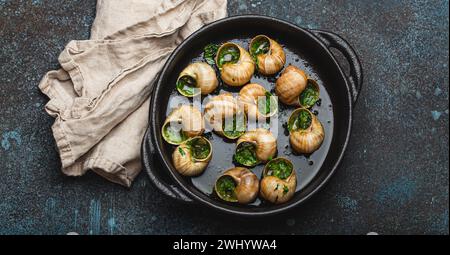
(141, 127, 194, 203)
(310, 29, 363, 104)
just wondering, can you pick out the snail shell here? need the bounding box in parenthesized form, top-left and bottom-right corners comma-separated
(249, 35, 286, 75)
(215, 42, 255, 86)
(214, 167, 259, 204)
(239, 83, 278, 119)
(288, 108, 324, 154)
(260, 157, 297, 204)
(162, 105, 204, 145)
(172, 136, 212, 176)
(204, 93, 246, 139)
(275, 65, 308, 105)
(177, 62, 218, 97)
(235, 128, 277, 167)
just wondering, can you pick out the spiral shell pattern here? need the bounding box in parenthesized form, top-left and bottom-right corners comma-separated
(162, 105, 204, 145)
(289, 108, 325, 154)
(239, 83, 277, 119)
(172, 136, 212, 176)
(260, 158, 297, 204)
(236, 128, 277, 163)
(215, 167, 259, 204)
(250, 35, 286, 75)
(275, 65, 308, 105)
(216, 42, 255, 86)
(177, 62, 218, 96)
(203, 93, 245, 138)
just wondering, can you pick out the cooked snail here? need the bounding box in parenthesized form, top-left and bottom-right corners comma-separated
(176, 62, 218, 97)
(239, 83, 278, 119)
(260, 157, 297, 204)
(162, 105, 204, 145)
(288, 108, 324, 154)
(204, 93, 246, 139)
(275, 65, 308, 105)
(214, 167, 259, 204)
(172, 136, 212, 176)
(215, 42, 255, 86)
(249, 35, 286, 75)
(299, 79, 320, 108)
(234, 128, 277, 167)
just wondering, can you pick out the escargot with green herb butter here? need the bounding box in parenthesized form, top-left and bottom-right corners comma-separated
(215, 42, 255, 86)
(204, 93, 247, 139)
(234, 128, 277, 167)
(260, 157, 297, 204)
(288, 108, 324, 154)
(275, 65, 308, 106)
(172, 136, 212, 176)
(162, 105, 204, 145)
(214, 167, 259, 204)
(239, 83, 278, 119)
(275, 65, 321, 107)
(176, 62, 218, 97)
(249, 35, 286, 75)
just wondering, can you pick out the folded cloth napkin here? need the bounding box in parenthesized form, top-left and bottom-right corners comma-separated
(39, 0, 227, 187)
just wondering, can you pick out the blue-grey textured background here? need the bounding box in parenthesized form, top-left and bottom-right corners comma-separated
(0, 0, 448, 235)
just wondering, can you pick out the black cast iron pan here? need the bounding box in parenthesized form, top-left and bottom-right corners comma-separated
(142, 15, 363, 216)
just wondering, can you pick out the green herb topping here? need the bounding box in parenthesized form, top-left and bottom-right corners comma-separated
(176, 75, 198, 96)
(217, 44, 240, 68)
(204, 43, 219, 66)
(250, 36, 270, 58)
(234, 142, 259, 167)
(265, 159, 293, 180)
(299, 81, 319, 108)
(216, 175, 237, 202)
(178, 147, 186, 156)
(163, 123, 188, 144)
(288, 109, 312, 132)
(257, 91, 276, 115)
(283, 185, 289, 194)
(222, 114, 246, 139)
(186, 137, 210, 160)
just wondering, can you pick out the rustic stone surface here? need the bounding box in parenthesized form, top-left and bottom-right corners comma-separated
(0, 0, 448, 234)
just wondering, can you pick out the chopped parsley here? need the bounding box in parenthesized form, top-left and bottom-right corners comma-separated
(217, 44, 240, 68)
(178, 147, 186, 156)
(266, 159, 293, 180)
(203, 43, 219, 66)
(257, 91, 276, 115)
(250, 36, 270, 57)
(283, 185, 289, 194)
(299, 81, 319, 108)
(176, 75, 198, 96)
(222, 114, 246, 139)
(216, 175, 237, 202)
(288, 109, 312, 131)
(234, 142, 259, 166)
(186, 137, 210, 160)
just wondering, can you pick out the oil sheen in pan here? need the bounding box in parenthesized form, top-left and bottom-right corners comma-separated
(166, 38, 334, 207)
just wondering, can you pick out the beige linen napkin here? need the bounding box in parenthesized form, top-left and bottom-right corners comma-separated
(39, 0, 227, 187)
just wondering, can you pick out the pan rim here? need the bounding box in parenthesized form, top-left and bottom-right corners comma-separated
(150, 14, 354, 217)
